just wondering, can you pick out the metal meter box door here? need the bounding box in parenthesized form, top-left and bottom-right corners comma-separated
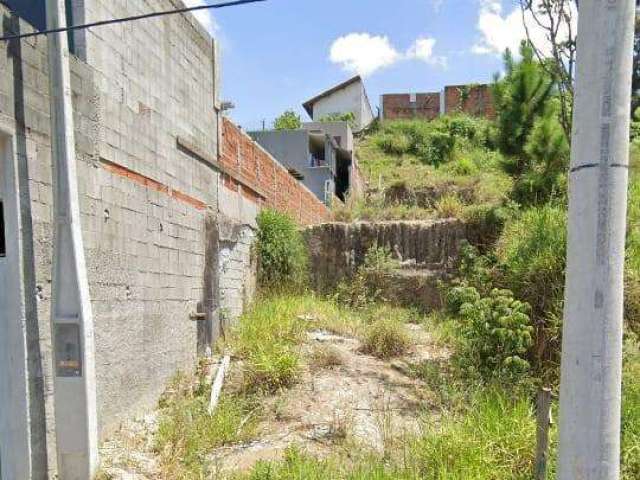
(55, 323, 83, 377)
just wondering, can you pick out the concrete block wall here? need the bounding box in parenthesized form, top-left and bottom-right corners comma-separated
(218, 219, 256, 321)
(220, 118, 332, 226)
(0, 2, 221, 475)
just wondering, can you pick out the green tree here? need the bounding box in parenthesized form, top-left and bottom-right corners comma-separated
(273, 110, 302, 130)
(492, 42, 555, 167)
(514, 104, 570, 205)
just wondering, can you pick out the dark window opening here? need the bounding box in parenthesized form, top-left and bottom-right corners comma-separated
(335, 156, 350, 202)
(65, 0, 76, 54)
(0, 201, 6, 257)
(309, 138, 326, 167)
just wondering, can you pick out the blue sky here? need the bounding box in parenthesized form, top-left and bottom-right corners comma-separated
(190, 0, 563, 130)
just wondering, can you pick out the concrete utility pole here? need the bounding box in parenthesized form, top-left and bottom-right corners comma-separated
(45, 0, 99, 478)
(558, 1, 635, 479)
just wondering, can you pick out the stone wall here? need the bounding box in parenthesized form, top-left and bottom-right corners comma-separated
(305, 220, 470, 294)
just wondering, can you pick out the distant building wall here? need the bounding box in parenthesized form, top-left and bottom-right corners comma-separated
(312, 81, 374, 131)
(248, 129, 337, 203)
(220, 119, 332, 226)
(382, 93, 441, 121)
(444, 84, 495, 118)
(381, 84, 495, 121)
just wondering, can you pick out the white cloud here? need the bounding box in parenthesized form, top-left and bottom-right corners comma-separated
(183, 0, 219, 34)
(431, 0, 445, 12)
(472, 0, 577, 57)
(330, 33, 401, 77)
(330, 33, 447, 77)
(407, 37, 447, 68)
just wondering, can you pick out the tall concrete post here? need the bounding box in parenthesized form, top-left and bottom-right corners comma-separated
(45, 0, 99, 478)
(558, 1, 635, 479)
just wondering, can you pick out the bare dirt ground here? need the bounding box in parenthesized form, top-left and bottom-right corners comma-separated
(99, 323, 449, 479)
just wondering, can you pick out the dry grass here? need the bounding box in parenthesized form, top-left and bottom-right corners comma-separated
(361, 319, 412, 360)
(309, 344, 345, 369)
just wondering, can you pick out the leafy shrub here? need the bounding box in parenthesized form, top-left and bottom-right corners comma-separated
(256, 209, 308, 289)
(456, 288, 534, 380)
(448, 156, 479, 176)
(319, 112, 357, 129)
(361, 318, 412, 359)
(335, 246, 399, 308)
(414, 130, 455, 166)
(446, 285, 481, 315)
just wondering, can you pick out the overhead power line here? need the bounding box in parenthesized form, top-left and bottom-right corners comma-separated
(0, 0, 266, 42)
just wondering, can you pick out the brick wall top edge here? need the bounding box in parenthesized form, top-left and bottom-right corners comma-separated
(222, 118, 331, 207)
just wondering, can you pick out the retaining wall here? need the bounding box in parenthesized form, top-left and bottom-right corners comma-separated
(305, 220, 470, 294)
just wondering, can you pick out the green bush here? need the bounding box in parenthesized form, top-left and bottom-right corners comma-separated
(496, 205, 566, 318)
(446, 285, 481, 315)
(335, 245, 399, 308)
(256, 209, 308, 289)
(375, 132, 412, 155)
(414, 130, 456, 166)
(454, 288, 534, 380)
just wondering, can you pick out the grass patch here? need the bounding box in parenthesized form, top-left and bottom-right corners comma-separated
(155, 372, 258, 478)
(309, 344, 345, 369)
(361, 318, 412, 359)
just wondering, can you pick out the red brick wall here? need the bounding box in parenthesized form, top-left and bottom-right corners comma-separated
(444, 84, 495, 119)
(220, 118, 332, 226)
(382, 93, 441, 121)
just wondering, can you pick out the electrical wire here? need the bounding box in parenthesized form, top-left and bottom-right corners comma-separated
(0, 0, 266, 42)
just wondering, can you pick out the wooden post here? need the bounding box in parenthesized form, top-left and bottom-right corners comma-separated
(535, 387, 553, 480)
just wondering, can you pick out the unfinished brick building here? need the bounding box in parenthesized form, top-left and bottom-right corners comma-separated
(381, 84, 495, 122)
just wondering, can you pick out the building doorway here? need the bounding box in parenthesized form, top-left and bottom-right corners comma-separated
(0, 133, 31, 479)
